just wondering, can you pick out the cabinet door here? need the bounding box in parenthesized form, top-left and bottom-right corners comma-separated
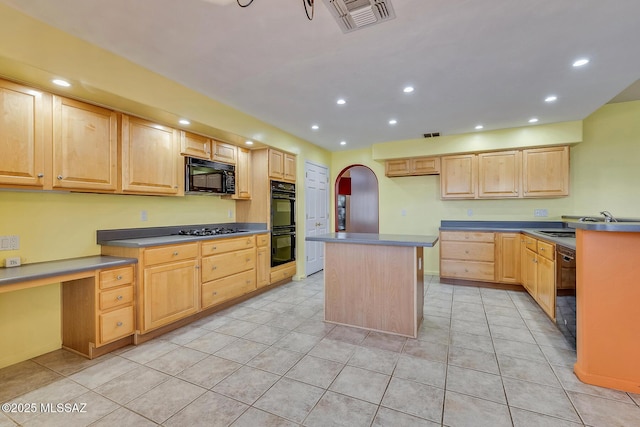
(52, 96, 117, 191)
(284, 153, 296, 182)
(537, 256, 556, 319)
(256, 246, 270, 288)
(121, 115, 181, 195)
(522, 146, 569, 197)
(212, 141, 237, 164)
(478, 151, 520, 198)
(385, 159, 411, 177)
(233, 147, 251, 199)
(180, 131, 211, 159)
(441, 154, 477, 199)
(269, 149, 284, 180)
(0, 79, 47, 188)
(142, 259, 199, 331)
(412, 157, 440, 175)
(496, 233, 521, 283)
(523, 248, 538, 296)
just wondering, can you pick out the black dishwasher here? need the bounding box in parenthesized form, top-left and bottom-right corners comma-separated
(555, 245, 576, 349)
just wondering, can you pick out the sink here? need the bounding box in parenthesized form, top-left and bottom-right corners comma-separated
(536, 230, 576, 238)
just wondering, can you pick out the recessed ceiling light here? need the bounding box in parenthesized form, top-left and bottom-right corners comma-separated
(573, 58, 589, 67)
(336, 99, 346, 105)
(340, 141, 347, 146)
(311, 124, 319, 130)
(403, 86, 414, 93)
(52, 79, 71, 87)
(544, 95, 558, 103)
(245, 140, 254, 145)
(529, 118, 539, 123)
(388, 119, 397, 125)
(475, 125, 484, 130)
(179, 119, 190, 125)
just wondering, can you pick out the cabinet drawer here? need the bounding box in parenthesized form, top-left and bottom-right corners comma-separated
(270, 264, 296, 283)
(440, 241, 495, 262)
(440, 231, 495, 242)
(523, 236, 537, 251)
(99, 306, 134, 344)
(440, 260, 495, 282)
(201, 269, 256, 309)
(99, 266, 134, 290)
(201, 236, 255, 255)
(537, 240, 555, 260)
(99, 286, 134, 311)
(201, 248, 255, 282)
(143, 243, 198, 266)
(256, 234, 269, 248)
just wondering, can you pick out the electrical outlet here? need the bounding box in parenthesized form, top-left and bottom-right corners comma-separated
(0, 235, 19, 251)
(228, 209, 233, 218)
(5, 257, 21, 267)
(534, 209, 548, 217)
(140, 210, 148, 221)
(467, 209, 473, 217)
(401, 209, 407, 217)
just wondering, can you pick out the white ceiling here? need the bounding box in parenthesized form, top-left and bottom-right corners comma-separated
(3, 0, 640, 151)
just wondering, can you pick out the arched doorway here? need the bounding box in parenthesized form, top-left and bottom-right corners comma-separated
(335, 165, 379, 233)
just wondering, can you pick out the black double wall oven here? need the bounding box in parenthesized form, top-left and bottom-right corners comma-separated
(271, 180, 296, 267)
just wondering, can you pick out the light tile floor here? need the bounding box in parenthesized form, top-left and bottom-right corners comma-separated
(2, 273, 640, 426)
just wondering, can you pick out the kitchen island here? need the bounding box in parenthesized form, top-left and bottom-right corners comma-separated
(306, 233, 438, 338)
(568, 221, 640, 393)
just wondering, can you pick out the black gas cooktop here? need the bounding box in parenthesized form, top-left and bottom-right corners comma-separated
(175, 227, 243, 236)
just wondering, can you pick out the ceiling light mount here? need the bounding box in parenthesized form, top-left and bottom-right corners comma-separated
(237, 0, 315, 20)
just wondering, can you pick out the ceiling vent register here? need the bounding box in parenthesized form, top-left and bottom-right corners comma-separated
(323, 0, 396, 33)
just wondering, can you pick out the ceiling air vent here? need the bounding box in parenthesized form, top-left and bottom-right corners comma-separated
(323, 0, 396, 33)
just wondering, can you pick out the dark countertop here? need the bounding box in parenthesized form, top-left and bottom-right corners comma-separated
(568, 222, 640, 232)
(439, 220, 576, 249)
(0, 256, 137, 287)
(306, 233, 439, 247)
(98, 222, 269, 248)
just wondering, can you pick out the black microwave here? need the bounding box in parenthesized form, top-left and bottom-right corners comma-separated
(185, 157, 235, 195)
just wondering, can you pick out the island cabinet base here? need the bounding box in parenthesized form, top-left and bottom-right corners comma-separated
(574, 229, 640, 393)
(324, 242, 424, 338)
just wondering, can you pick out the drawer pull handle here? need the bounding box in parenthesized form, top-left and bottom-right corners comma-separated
(213, 291, 218, 296)
(116, 275, 123, 280)
(212, 266, 217, 270)
(246, 280, 251, 284)
(212, 246, 217, 250)
(37, 173, 44, 178)
(57, 175, 63, 180)
(116, 295, 123, 300)
(246, 258, 250, 262)
(116, 321, 123, 327)
(173, 251, 179, 256)
(247, 239, 252, 244)
(540, 247, 545, 251)
(464, 250, 469, 254)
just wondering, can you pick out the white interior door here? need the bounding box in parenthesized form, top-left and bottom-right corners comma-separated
(305, 161, 329, 276)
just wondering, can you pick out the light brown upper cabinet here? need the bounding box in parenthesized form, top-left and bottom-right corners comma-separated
(232, 146, 252, 200)
(522, 146, 569, 197)
(180, 131, 211, 160)
(212, 141, 237, 165)
(478, 150, 521, 198)
(121, 115, 182, 195)
(0, 79, 49, 189)
(385, 157, 440, 177)
(268, 148, 296, 182)
(440, 154, 478, 199)
(442, 146, 569, 199)
(52, 96, 118, 192)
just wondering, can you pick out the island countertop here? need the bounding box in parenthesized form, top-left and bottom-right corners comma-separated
(306, 232, 439, 247)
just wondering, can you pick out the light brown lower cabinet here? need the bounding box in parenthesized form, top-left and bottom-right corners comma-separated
(62, 265, 135, 358)
(519, 235, 556, 319)
(101, 234, 289, 339)
(439, 231, 495, 282)
(496, 233, 520, 284)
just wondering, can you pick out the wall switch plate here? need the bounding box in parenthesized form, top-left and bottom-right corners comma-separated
(534, 209, 549, 217)
(467, 209, 473, 217)
(4, 257, 21, 267)
(401, 209, 407, 216)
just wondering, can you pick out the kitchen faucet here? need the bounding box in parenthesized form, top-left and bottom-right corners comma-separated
(600, 211, 617, 222)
